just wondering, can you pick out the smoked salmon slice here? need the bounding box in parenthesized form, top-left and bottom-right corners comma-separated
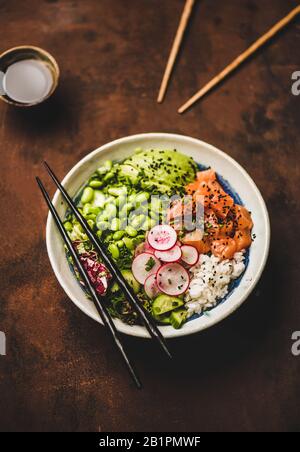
(211, 238, 237, 260)
(234, 229, 252, 252)
(182, 230, 211, 254)
(233, 204, 253, 230)
(177, 169, 254, 260)
(196, 169, 216, 183)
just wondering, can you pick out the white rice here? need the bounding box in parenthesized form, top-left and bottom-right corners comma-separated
(184, 251, 246, 317)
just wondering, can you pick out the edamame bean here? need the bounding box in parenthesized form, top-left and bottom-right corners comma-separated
(83, 204, 100, 216)
(119, 203, 134, 219)
(116, 240, 124, 248)
(86, 214, 97, 221)
(142, 217, 156, 231)
(103, 171, 114, 182)
(96, 230, 103, 239)
(108, 186, 127, 197)
(98, 211, 109, 221)
(128, 193, 136, 203)
(87, 219, 95, 229)
(130, 214, 146, 229)
(105, 203, 117, 219)
(108, 243, 120, 259)
(97, 160, 113, 175)
(122, 237, 134, 250)
(150, 210, 159, 220)
(64, 221, 73, 232)
(115, 195, 126, 208)
(83, 203, 92, 216)
(104, 196, 115, 205)
(125, 225, 138, 237)
(81, 187, 94, 204)
(93, 191, 106, 208)
(97, 221, 109, 231)
(113, 230, 125, 240)
(111, 218, 120, 231)
(151, 197, 162, 211)
(89, 180, 103, 188)
(105, 233, 113, 242)
(135, 192, 150, 204)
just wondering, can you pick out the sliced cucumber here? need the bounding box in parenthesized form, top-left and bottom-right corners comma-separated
(152, 294, 184, 316)
(152, 313, 171, 325)
(170, 308, 187, 329)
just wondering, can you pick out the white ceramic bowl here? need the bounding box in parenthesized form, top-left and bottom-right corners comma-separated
(46, 133, 270, 338)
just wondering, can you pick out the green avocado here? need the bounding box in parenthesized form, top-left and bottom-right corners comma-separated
(118, 149, 197, 194)
(112, 270, 141, 295)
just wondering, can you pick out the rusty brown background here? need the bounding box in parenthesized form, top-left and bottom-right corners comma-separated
(0, 0, 300, 432)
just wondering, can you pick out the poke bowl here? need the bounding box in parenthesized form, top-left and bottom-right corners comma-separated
(46, 133, 270, 338)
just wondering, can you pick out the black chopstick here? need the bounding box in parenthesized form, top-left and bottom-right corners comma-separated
(36, 177, 142, 389)
(43, 161, 172, 359)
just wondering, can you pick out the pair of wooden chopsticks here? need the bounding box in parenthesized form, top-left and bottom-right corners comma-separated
(37, 163, 172, 389)
(158, 2, 300, 113)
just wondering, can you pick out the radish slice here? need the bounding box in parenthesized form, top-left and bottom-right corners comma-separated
(134, 242, 155, 257)
(144, 273, 160, 299)
(144, 242, 156, 254)
(156, 263, 190, 296)
(181, 245, 199, 266)
(132, 252, 161, 284)
(154, 245, 182, 263)
(148, 225, 177, 251)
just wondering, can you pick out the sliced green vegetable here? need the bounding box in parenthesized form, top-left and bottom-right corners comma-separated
(170, 309, 187, 329)
(122, 270, 141, 294)
(152, 295, 184, 316)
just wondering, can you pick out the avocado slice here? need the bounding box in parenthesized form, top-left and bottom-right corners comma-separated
(110, 270, 140, 295)
(152, 295, 184, 316)
(118, 164, 139, 184)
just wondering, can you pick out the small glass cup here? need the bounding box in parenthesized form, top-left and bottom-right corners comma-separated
(0, 45, 59, 107)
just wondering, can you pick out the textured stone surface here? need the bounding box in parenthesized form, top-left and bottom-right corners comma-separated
(0, 0, 300, 432)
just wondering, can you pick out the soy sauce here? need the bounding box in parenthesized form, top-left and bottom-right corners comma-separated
(1, 59, 53, 104)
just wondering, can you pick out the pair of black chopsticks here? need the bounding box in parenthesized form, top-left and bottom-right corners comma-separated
(37, 163, 172, 388)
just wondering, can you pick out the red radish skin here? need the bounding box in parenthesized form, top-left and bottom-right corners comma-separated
(180, 245, 199, 266)
(144, 273, 161, 299)
(144, 242, 156, 254)
(154, 245, 182, 263)
(148, 225, 177, 251)
(156, 262, 190, 296)
(132, 252, 161, 285)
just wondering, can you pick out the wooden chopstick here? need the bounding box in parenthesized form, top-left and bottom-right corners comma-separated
(178, 4, 300, 113)
(36, 177, 142, 389)
(43, 161, 172, 359)
(157, 0, 195, 103)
